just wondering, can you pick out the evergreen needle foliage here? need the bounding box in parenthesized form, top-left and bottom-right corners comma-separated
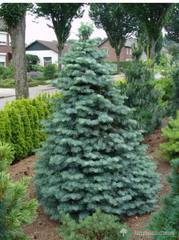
(35, 24, 160, 220)
(59, 209, 130, 240)
(0, 142, 37, 240)
(148, 159, 179, 239)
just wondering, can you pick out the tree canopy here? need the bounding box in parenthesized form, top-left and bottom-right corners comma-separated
(34, 3, 83, 70)
(123, 3, 172, 59)
(165, 4, 179, 43)
(90, 4, 139, 72)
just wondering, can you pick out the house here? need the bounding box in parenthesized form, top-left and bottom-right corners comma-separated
(26, 40, 70, 66)
(25, 38, 136, 66)
(98, 38, 135, 62)
(0, 31, 12, 67)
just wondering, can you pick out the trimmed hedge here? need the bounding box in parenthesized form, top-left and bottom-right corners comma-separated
(0, 93, 60, 160)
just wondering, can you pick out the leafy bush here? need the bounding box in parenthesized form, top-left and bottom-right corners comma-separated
(31, 64, 44, 72)
(44, 64, 57, 79)
(26, 54, 40, 72)
(148, 159, 179, 239)
(0, 141, 37, 240)
(154, 76, 174, 116)
(0, 93, 59, 160)
(59, 209, 130, 240)
(0, 65, 14, 80)
(160, 111, 179, 161)
(171, 67, 179, 115)
(121, 61, 165, 134)
(35, 24, 159, 221)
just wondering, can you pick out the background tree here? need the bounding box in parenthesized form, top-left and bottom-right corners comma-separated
(34, 3, 83, 70)
(90, 4, 139, 73)
(35, 24, 159, 221)
(165, 4, 179, 43)
(124, 3, 172, 59)
(0, 3, 30, 98)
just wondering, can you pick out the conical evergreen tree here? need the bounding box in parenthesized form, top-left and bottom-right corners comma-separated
(35, 24, 160, 220)
(149, 159, 179, 239)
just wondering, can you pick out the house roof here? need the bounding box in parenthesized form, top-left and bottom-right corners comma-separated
(26, 40, 59, 53)
(26, 40, 71, 55)
(98, 38, 135, 48)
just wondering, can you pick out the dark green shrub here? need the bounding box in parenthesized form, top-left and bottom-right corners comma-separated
(160, 111, 179, 161)
(121, 61, 165, 134)
(26, 54, 40, 72)
(59, 209, 130, 240)
(35, 24, 159, 221)
(148, 159, 179, 239)
(0, 65, 4, 76)
(2, 65, 14, 79)
(44, 64, 57, 79)
(0, 141, 37, 240)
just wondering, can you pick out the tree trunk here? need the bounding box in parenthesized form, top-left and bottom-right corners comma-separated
(148, 38, 157, 60)
(117, 54, 120, 74)
(9, 14, 29, 99)
(58, 45, 63, 71)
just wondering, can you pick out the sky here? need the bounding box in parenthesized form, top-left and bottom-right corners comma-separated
(25, 6, 107, 45)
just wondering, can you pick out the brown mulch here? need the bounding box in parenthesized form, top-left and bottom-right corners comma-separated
(9, 128, 171, 240)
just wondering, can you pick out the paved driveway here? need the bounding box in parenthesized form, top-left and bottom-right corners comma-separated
(0, 85, 58, 109)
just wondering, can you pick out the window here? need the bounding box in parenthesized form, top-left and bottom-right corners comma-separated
(126, 48, 130, 55)
(0, 55, 6, 66)
(0, 33, 7, 45)
(44, 57, 52, 66)
(102, 47, 109, 56)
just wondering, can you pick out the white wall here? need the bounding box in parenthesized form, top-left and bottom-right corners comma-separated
(26, 50, 58, 66)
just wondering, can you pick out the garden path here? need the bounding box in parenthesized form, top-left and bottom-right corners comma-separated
(0, 85, 57, 109)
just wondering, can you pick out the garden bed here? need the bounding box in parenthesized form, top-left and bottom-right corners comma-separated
(9, 128, 171, 240)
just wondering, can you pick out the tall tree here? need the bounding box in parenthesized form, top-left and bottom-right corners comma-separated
(34, 3, 83, 70)
(90, 4, 139, 73)
(124, 3, 172, 59)
(0, 3, 30, 98)
(165, 4, 179, 43)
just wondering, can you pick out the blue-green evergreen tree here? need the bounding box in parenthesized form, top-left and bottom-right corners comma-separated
(35, 24, 160, 220)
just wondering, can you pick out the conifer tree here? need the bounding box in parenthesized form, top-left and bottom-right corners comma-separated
(35, 24, 160, 220)
(0, 141, 37, 239)
(149, 159, 179, 239)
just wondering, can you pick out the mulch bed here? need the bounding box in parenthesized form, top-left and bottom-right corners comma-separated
(9, 128, 171, 240)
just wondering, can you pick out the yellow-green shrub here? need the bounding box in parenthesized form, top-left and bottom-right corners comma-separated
(160, 111, 179, 161)
(0, 93, 60, 160)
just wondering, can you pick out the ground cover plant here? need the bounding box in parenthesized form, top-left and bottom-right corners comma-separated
(0, 141, 37, 240)
(35, 24, 160, 221)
